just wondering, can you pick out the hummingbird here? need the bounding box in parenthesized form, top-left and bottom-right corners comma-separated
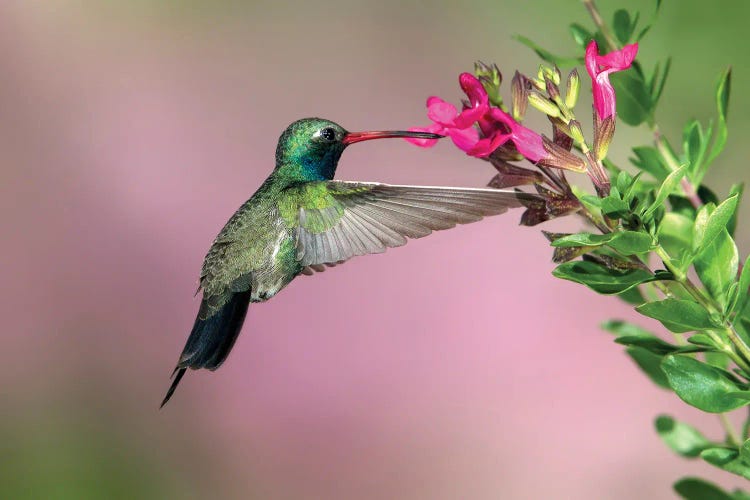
(160, 117, 537, 407)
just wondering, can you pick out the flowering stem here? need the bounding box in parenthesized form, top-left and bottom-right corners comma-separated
(582, 0, 620, 52)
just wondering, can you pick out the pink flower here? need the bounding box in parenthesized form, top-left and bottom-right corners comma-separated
(468, 108, 546, 161)
(406, 72, 546, 162)
(585, 40, 638, 120)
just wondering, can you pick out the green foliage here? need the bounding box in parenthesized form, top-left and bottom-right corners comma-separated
(661, 355, 748, 413)
(674, 477, 735, 500)
(513, 0, 748, 492)
(655, 416, 712, 457)
(552, 260, 652, 294)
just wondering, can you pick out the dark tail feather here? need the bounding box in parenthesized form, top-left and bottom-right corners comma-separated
(160, 290, 252, 408)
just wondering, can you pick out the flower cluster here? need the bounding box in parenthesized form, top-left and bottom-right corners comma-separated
(406, 39, 638, 216)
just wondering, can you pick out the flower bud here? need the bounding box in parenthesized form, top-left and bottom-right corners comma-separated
(594, 115, 616, 160)
(568, 120, 585, 144)
(511, 71, 528, 121)
(528, 92, 561, 118)
(545, 77, 560, 101)
(564, 69, 580, 110)
(474, 61, 503, 107)
(539, 136, 587, 172)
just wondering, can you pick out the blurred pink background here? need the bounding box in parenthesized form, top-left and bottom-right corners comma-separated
(3, 1, 750, 498)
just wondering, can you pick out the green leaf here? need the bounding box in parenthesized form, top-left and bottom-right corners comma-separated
(656, 416, 712, 458)
(610, 66, 653, 126)
(694, 194, 739, 253)
(701, 447, 750, 480)
(600, 195, 631, 218)
(615, 335, 677, 355)
(627, 346, 671, 388)
(707, 67, 731, 166)
(618, 285, 646, 305)
(732, 254, 750, 315)
(661, 355, 749, 412)
(636, 299, 716, 333)
(569, 23, 594, 49)
(657, 212, 694, 273)
(674, 477, 734, 500)
(552, 231, 651, 255)
(683, 119, 709, 181)
(694, 229, 738, 311)
(602, 319, 655, 337)
(630, 146, 670, 182)
(612, 9, 634, 45)
(740, 438, 750, 464)
(651, 57, 672, 107)
(553, 261, 652, 295)
(727, 183, 744, 236)
(513, 35, 581, 67)
(607, 231, 653, 254)
(643, 165, 687, 220)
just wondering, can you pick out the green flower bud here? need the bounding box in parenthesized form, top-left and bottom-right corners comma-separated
(565, 69, 580, 110)
(528, 92, 561, 118)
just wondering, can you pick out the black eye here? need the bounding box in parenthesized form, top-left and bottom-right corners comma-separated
(320, 127, 336, 141)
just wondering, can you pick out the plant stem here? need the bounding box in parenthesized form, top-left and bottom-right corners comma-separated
(582, 0, 620, 52)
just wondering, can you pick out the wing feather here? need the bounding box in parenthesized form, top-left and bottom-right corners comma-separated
(289, 181, 536, 270)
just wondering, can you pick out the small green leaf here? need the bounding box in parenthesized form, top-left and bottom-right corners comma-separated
(627, 346, 670, 388)
(657, 212, 694, 272)
(553, 261, 652, 295)
(683, 119, 709, 181)
(607, 231, 653, 254)
(552, 231, 651, 255)
(707, 67, 731, 165)
(656, 416, 712, 458)
(610, 66, 653, 126)
(651, 57, 672, 107)
(636, 299, 716, 333)
(514, 35, 581, 67)
(552, 232, 614, 248)
(630, 146, 669, 182)
(732, 254, 750, 315)
(615, 335, 677, 355)
(674, 477, 734, 500)
(602, 320, 654, 337)
(661, 355, 749, 412)
(694, 194, 739, 253)
(701, 447, 750, 480)
(643, 165, 687, 220)
(740, 439, 750, 464)
(612, 9, 634, 45)
(727, 183, 744, 236)
(694, 229, 738, 311)
(569, 23, 594, 49)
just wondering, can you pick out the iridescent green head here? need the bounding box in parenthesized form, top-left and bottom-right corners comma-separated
(273, 117, 443, 182)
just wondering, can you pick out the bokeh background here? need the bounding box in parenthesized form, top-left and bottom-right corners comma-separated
(3, 0, 750, 498)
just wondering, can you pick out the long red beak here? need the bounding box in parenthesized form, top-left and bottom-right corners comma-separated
(342, 130, 443, 145)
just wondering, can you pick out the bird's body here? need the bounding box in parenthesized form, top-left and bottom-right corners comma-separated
(161, 118, 537, 407)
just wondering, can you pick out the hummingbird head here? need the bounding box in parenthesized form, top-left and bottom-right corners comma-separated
(274, 118, 442, 182)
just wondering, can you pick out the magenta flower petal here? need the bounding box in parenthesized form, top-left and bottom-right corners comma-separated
(467, 132, 511, 158)
(454, 73, 490, 128)
(446, 126, 480, 152)
(488, 108, 546, 162)
(597, 43, 638, 69)
(426, 98, 459, 125)
(585, 40, 639, 120)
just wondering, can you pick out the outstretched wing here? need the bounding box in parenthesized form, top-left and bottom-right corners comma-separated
(281, 181, 538, 271)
